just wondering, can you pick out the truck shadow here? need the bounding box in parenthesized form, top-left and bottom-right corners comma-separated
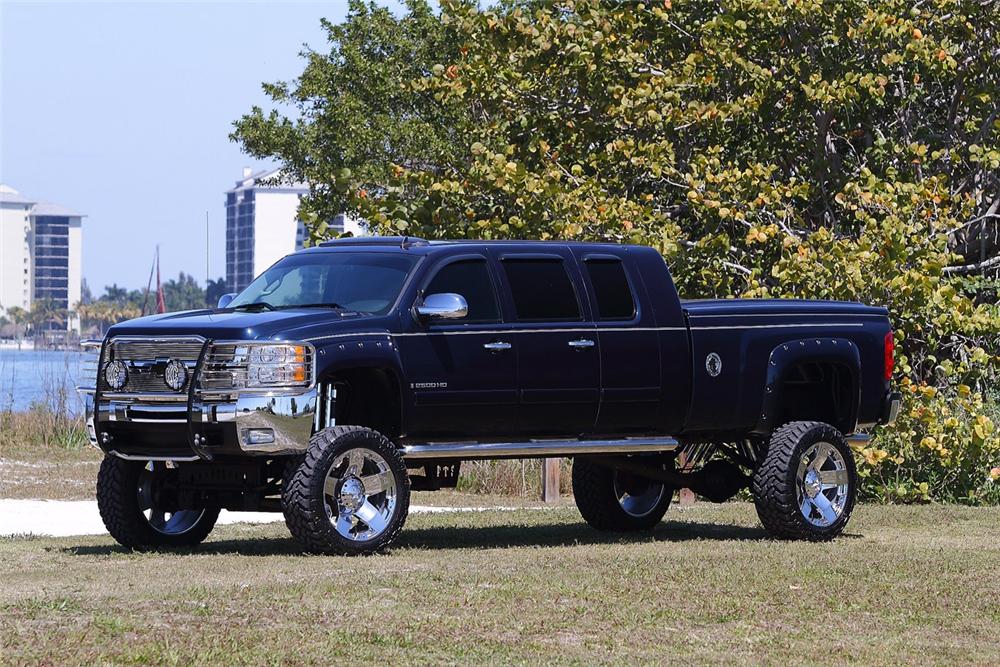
(62, 519, 788, 557)
(395, 519, 772, 551)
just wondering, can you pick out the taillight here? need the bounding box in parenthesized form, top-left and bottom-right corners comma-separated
(883, 331, 895, 381)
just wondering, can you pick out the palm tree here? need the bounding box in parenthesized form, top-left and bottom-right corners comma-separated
(6, 306, 27, 340)
(103, 284, 129, 303)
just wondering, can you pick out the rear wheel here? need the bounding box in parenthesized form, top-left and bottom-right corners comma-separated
(752, 421, 857, 541)
(282, 426, 410, 555)
(572, 456, 672, 532)
(96, 456, 220, 550)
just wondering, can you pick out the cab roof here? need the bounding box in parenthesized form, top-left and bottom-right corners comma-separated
(306, 235, 645, 255)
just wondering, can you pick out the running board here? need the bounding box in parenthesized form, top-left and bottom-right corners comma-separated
(401, 437, 680, 461)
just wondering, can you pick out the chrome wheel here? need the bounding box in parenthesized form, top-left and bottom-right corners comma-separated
(796, 441, 850, 527)
(323, 447, 397, 541)
(613, 470, 667, 518)
(136, 462, 205, 536)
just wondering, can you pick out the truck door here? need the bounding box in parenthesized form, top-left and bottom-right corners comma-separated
(397, 255, 517, 438)
(577, 252, 662, 432)
(496, 251, 601, 435)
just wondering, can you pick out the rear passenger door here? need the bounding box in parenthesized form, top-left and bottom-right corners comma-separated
(579, 253, 662, 432)
(498, 252, 600, 436)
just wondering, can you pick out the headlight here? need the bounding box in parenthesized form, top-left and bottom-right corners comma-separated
(243, 343, 311, 387)
(201, 342, 314, 393)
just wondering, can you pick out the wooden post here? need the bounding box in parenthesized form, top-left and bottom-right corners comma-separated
(677, 449, 696, 506)
(541, 458, 561, 503)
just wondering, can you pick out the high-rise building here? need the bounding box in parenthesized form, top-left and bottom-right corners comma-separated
(0, 185, 83, 333)
(224, 168, 363, 293)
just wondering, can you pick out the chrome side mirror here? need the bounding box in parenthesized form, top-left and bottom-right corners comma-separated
(416, 293, 468, 320)
(217, 293, 237, 309)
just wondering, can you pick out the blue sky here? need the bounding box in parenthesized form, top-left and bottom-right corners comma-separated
(1, 1, 402, 294)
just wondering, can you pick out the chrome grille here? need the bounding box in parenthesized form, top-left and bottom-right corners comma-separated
(197, 343, 247, 395)
(110, 340, 204, 361)
(98, 336, 205, 397)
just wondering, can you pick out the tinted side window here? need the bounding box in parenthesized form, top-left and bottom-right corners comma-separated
(425, 259, 500, 323)
(502, 258, 580, 321)
(585, 259, 636, 320)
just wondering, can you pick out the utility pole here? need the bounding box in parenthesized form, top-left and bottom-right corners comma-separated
(206, 210, 210, 287)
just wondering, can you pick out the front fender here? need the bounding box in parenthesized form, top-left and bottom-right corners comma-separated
(311, 332, 404, 378)
(308, 331, 407, 436)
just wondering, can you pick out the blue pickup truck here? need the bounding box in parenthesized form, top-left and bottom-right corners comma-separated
(79, 237, 901, 554)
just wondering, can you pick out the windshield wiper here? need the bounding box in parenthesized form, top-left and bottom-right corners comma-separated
(281, 302, 346, 310)
(231, 301, 275, 311)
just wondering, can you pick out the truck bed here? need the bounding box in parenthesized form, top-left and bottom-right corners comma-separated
(679, 298, 891, 437)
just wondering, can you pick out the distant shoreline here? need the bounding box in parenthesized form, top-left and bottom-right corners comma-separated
(0, 340, 36, 351)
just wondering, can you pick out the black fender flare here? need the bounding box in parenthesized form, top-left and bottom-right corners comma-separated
(311, 333, 407, 434)
(753, 337, 862, 436)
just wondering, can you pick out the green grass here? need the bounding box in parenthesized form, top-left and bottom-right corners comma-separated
(2, 503, 998, 665)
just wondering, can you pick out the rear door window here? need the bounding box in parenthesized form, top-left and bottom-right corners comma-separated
(424, 258, 500, 324)
(502, 258, 581, 321)
(584, 258, 636, 320)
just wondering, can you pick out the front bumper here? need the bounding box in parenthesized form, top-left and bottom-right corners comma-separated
(81, 387, 318, 460)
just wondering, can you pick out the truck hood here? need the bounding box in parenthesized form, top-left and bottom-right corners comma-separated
(105, 307, 383, 341)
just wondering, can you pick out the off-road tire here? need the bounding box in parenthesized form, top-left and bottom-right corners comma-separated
(282, 426, 410, 555)
(96, 456, 220, 550)
(752, 421, 858, 541)
(572, 456, 672, 532)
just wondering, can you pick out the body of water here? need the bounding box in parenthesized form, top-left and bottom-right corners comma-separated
(0, 349, 84, 414)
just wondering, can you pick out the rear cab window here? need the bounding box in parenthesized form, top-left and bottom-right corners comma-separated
(583, 257, 637, 321)
(501, 257, 582, 321)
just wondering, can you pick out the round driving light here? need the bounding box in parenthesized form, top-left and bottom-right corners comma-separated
(104, 359, 128, 390)
(163, 359, 188, 391)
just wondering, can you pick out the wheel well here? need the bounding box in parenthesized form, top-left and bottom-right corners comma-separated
(322, 367, 402, 440)
(771, 361, 857, 434)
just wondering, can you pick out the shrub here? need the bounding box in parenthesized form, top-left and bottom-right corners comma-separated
(457, 459, 573, 497)
(858, 381, 999, 504)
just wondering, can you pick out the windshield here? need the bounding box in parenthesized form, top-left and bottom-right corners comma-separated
(228, 252, 419, 314)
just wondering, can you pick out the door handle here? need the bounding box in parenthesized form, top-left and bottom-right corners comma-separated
(483, 341, 512, 352)
(568, 338, 595, 349)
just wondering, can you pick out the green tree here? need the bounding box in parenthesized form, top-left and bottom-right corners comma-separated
(236, 0, 1000, 501)
(5, 306, 27, 339)
(231, 0, 467, 241)
(205, 277, 229, 308)
(102, 284, 129, 303)
(162, 272, 206, 311)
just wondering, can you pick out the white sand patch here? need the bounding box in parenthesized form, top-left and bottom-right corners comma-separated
(0, 499, 543, 538)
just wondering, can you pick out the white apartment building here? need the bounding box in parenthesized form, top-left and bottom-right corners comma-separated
(225, 168, 364, 292)
(0, 184, 83, 333)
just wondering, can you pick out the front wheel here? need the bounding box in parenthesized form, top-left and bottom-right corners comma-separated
(282, 426, 410, 555)
(97, 457, 220, 550)
(752, 421, 858, 541)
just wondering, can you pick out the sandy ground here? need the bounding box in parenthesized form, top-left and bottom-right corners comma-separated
(0, 499, 541, 537)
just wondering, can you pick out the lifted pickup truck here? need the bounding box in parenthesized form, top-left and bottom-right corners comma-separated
(79, 237, 900, 554)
